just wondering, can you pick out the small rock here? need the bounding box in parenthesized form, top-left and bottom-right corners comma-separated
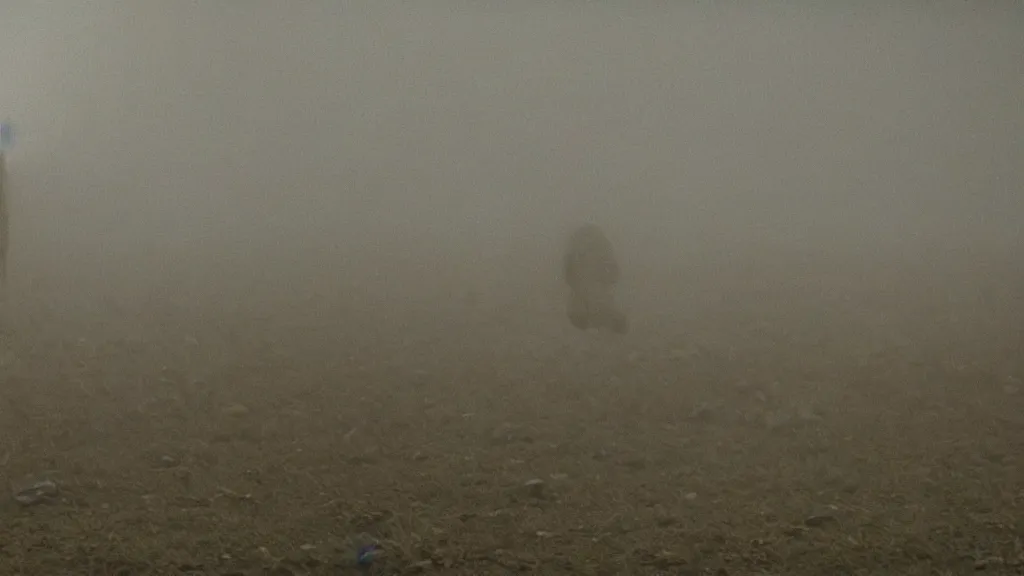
(982, 451, 1006, 464)
(524, 478, 546, 498)
(795, 405, 822, 422)
(621, 458, 647, 471)
(299, 544, 315, 551)
(12, 478, 59, 506)
(223, 403, 249, 416)
(804, 513, 837, 527)
(824, 466, 859, 493)
(762, 411, 792, 431)
(974, 556, 1004, 570)
(684, 492, 698, 501)
(783, 525, 808, 537)
(667, 348, 692, 360)
(267, 565, 296, 576)
(688, 402, 715, 421)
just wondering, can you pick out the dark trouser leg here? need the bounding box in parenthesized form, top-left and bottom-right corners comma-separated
(568, 285, 628, 334)
(567, 290, 590, 330)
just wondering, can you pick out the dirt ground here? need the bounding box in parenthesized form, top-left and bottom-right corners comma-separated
(1, 249, 1022, 575)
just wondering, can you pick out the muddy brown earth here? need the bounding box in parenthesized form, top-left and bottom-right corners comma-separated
(1, 250, 1022, 575)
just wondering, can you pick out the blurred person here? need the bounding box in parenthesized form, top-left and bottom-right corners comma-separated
(563, 223, 628, 334)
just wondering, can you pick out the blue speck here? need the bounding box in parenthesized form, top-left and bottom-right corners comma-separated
(357, 544, 381, 565)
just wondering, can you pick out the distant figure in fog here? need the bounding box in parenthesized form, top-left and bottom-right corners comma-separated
(562, 223, 628, 334)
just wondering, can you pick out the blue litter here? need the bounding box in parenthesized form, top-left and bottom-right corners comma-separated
(357, 543, 382, 565)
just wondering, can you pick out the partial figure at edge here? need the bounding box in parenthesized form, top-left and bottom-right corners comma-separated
(0, 151, 8, 296)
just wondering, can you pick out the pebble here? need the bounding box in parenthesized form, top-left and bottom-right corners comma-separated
(524, 478, 546, 498)
(12, 478, 59, 506)
(223, 403, 250, 416)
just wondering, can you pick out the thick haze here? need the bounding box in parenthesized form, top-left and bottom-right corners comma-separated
(1, 2, 1021, 321)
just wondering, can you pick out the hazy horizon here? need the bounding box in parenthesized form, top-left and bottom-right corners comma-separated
(1, 2, 1021, 319)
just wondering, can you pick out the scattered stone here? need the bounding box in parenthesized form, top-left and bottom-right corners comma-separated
(634, 548, 690, 569)
(12, 478, 59, 506)
(795, 404, 823, 422)
(824, 466, 860, 494)
(621, 458, 647, 471)
(524, 478, 546, 499)
(667, 348, 693, 360)
(762, 410, 792, 431)
(489, 424, 534, 446)
(981, 451, 1007, 464)
(804, 513, 838, 527)
(782, 525, 807, 537)
(974, 556, 1004, 570)
(684, 492, 698, 501)
(688, 402, 715, 421)
(343, 455, 377, 466)
(223, 403, 250, 416)
(409, 369, 432, 388)
(406, 560, 433, 572)
(267, 565, 296, 576)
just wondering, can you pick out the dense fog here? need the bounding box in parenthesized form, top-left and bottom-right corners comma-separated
(1, 2, 1021, 324)
(2, 5, 1023, 573)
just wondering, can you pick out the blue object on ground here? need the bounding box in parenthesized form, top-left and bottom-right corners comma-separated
(357, 543, 381, 565)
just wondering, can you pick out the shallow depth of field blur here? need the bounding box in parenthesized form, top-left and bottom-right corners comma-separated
(1, 3, 1022, 574)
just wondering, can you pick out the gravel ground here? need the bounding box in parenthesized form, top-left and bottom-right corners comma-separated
(1, 252, 1021, 575)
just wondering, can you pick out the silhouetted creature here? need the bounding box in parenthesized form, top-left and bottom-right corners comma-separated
(562, 223, 628, 334)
